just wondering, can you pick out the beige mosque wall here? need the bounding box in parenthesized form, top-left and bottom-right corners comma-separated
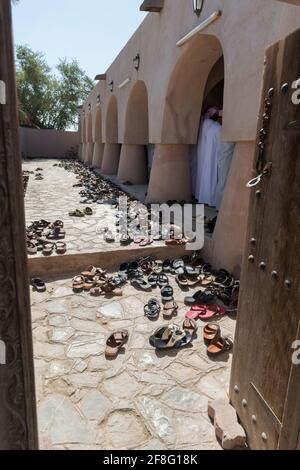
(79, 0, 300, 274)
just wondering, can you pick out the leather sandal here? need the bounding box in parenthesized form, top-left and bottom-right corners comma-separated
(55, 242, 67, 254)
(72, 275, 85, 292)
(105, 330, 129, 358)
(163, 300, 178, 319)
(207, 336, 233, 357)
(203, 323, 221, 343)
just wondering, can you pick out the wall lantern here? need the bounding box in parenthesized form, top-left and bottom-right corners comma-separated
(97, 94, 101, 104)
(109, 80, 114, 92)
(88, 103, 91, 111)
(193, 0, 204, 16)
(133, 53, 140, 71)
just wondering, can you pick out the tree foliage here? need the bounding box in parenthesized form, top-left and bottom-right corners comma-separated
(16, 45, 94, 130)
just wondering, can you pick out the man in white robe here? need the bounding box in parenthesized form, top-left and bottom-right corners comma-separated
(195, 109, 221, 207)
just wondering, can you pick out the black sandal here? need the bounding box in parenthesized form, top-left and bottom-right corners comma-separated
(144, 299, 161, 319)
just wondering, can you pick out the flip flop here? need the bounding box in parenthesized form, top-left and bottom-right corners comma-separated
(148, 273, 158, 287)
(27, 241, 37, 255)
(207, 336, 233, 357)
(105, 330, 129, 358)
(198, 304, 226, 320)
(185, 305, 207, 319)
(139, 237, 153, 247)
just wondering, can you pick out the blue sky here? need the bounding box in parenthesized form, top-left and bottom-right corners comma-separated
(12, 0, 147, 79)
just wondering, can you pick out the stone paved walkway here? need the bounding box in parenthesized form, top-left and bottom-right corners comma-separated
(31, 271, 236, 450)
(23, 159, 164, 257)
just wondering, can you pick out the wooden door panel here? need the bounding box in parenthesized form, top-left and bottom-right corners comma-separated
(230, 29, 300, 450)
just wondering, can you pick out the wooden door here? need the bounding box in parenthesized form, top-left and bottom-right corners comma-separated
(0, 0, 38, 449)
(230, 28, 300, 450)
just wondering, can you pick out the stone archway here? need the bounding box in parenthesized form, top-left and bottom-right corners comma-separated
(118, 80, 149, 184)
(101, 95, 121, 175)
(147, 34, 224, 202)
(86, 112, 94, 165)
(92, 106, 104, 168)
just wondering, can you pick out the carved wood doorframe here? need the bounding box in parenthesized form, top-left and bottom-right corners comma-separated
(0, 0, 38, 449)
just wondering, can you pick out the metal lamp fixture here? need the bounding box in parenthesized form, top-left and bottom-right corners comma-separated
(133, 53, 140, 71)
(193, 0, 204, 16)
(109, 80, 114, 92)
(97, 94, 101, 104)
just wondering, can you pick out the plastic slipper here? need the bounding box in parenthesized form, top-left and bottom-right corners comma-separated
(131, 278, 152, 291)
(148, 272, 158, 287)
(158, 273, 169, 288)
(105, 330, 129, 358)
(139, 237, 153, 247)
(30, 278, 46, 292)
(207, 336, 233, 357)
(69, 209, 85, 217)
(27, 241, 37, 255)
(184, 289, 216, 306)
(105, 230, 115, 242)
(144, 299, 161, 319)
(185, 305, 207, 319)
(162, 259, 171, 273)
(198, 304, 226, 320)
(161, 285, 174, 301)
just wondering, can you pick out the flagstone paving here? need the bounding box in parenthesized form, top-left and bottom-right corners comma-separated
(31, 272, 236, 450)
(23, 159, 164, 256)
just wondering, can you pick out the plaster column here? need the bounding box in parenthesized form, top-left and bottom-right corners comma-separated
(101, 143, 121, 175)
(92, 142, 104, 169)
(86, 142, 94, 165)
(81, 143, 87, 162)
(212, 141, 254, 278)
(117, 144, 148, 184)
(146, 144, 192, 203)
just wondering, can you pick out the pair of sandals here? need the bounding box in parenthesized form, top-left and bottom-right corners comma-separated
(42, 241, 67, 256)
(149, 319, 197, 350)
(161, 285, 178, 319)
(69, 207, 93, 217)
(176, 273, 214, 288)
(203, 323, 233, 357)
(30, 278, 46, 292)
(186, 304, 226, 321)
(148, 273, 169, 288)
(144, 294, 178, 320)
(133, 236, 153, 247)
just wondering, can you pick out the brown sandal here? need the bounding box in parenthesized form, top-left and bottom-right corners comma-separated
(72, 275, 85, 292)
(55, 241, 67, 254)
(182, 317, 198, 336)
(105, 330, 129, 358)
(42, 242, 55, 256)
(207, 336, 233, 357)
(203, 323, 221, 343)
(163, 300, 178, 319)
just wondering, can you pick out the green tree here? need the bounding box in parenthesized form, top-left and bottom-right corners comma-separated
(16, 45, 94, 130)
